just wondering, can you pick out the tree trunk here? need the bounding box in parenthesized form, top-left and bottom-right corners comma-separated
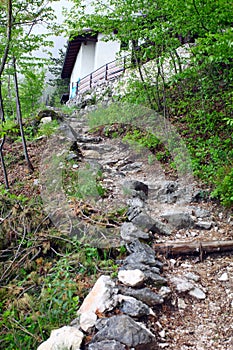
(0, 82, 9, 189)
(12, 58, 34, 173)
(0, 0, 12, 189)
(153, 240, 233, 258)
(131, 40, 155, 110)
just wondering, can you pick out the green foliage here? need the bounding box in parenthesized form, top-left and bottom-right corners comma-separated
(212, 166, 233, 207)
(0, 118, 18, 137)
(123, 129, 160, 150)
(37, 120, 59, 137)
(63, 163, 106, 200)
(48, 48, 70, 107)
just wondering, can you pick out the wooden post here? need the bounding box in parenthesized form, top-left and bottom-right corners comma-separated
(105, 64, 108, 80)
(123, 56, 126, 72)
(90, 73, 92, 88)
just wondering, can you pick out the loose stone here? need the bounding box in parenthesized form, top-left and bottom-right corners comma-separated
(118, 269, 146, 287)
(92, 315, 155, 347)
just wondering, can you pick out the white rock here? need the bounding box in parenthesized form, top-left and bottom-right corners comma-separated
(177, 298, 187, 309)
(77, 275, 118, 331)
(37, 326, 84, 350)
(40, 116, 52, 124)
(79, 311, 97, 332)
(170, 276, 194, 292)
(159, 329, 166, 338)
(185, 272, 200, 282)
(118, 269, 146, 287)
(196, 221, 212, 229)
(159, 286, 172, 298)
(82, 150, 101, 159)
(218, 272, 229, 281)
(170, 259, 176, 266)
(158, 343, 170, 348)
(189, 287, 206, 300)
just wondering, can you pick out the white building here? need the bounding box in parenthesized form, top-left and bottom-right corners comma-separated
(61, 31, 123, 99)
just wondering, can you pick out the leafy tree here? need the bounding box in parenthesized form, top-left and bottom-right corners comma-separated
(66, 0, 232, 111)
(0, 0, 58, 187)
(48, 48, 70, 106)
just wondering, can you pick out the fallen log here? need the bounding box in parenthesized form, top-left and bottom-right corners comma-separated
(153, 240, 233, 259)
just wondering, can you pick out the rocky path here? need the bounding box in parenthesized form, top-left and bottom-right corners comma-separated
(38, 111, 233, 350)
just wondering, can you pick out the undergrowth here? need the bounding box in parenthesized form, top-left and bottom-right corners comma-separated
(0, 188, 125, 349)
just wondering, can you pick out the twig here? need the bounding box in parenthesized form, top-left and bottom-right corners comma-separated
(50, 246, 66, 257)
(9, 317, 40, 341)
(0, 210, 12, 223)
(0, 224, 27, 282)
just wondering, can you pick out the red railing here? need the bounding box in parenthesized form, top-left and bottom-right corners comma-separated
(75, 55, 129, 95)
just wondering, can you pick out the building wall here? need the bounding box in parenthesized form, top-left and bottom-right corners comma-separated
(70, 41, 96, 97)
(69, 33, 121, 98)
(94, 33, 121, 70)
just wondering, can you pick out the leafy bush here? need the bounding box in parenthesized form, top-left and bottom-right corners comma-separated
(212, 166, 233, 207)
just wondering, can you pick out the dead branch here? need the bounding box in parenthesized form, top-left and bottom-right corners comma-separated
(153, 240, 233, 257)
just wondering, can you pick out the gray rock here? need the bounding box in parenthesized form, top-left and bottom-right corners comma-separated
(120, 222, 150, 242)
(131, 212, 171, 235)
(40, 116, 52, 124)
(123, 180, 148, 200)
(127, 206, 142, 221)
(170, 276, 194, 292)
(66, 152, 79, 161)
(126, 197, 145, 208)
(126, 239, 155, 256)
(159, 286, 172, 298)
(185, 272, 200, 282)
(118, 286, 164, 306)
(218, 272, 229, 281)
(150, 181, 181, 203)
(88, 340, 126, 350)
(92, 315, 155, 347)
(76, 135, 102, 143)
(120, 263, 161, 275)
(124, 252, 157, 267)
(193, 207, 211, 218)
(189, 287, 206, 299)
(143, 271, 167, 286)
(123, 241, 164, 272)
(120, 162, 143, 171)
(160, 210, 194, 229)
(119, 295, 151, 317)
(59, 123, 78, 141)
(195, 220, 212, 229)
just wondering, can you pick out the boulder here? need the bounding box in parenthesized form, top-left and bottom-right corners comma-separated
(77, 275, 118, 331)
(118, 286, 164, 306)
(118, 269, 146, 287)
(37, 326, 84, 350)
(118, 295, 152, 317)
(92, 315, 155, 347)
(120, 222, 150, 242)
(160, 210, 194, 229)
(88, 340, 126, 350)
